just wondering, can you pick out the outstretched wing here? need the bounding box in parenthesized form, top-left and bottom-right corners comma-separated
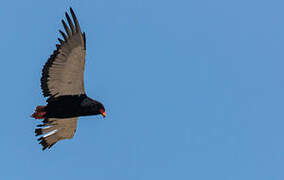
(41, 8, 86, 98)
(35, 117, 78, 150)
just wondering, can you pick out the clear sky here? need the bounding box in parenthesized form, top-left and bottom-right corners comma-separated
(0, 0, 283, 179)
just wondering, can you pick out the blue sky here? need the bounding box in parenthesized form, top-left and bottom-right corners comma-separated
(0, 0, 284, 179)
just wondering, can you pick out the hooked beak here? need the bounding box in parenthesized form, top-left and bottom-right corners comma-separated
(102, 111, 106, 118)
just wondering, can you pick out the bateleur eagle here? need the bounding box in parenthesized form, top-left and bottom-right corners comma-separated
(32, 8, 106, 150)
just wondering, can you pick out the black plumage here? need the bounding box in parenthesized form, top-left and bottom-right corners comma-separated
(45, 95, 104, 118)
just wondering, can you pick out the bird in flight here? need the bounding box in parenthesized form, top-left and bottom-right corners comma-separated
(31, 8, 106, 150)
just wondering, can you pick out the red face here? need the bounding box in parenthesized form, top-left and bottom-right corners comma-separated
(99, 108, 106, 118)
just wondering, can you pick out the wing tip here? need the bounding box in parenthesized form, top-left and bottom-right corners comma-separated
(35, 128, 42, 136)
(69, 7, 81, 32)
(37, 128, 57, 151)
(69, 7, 74, 15)
(37, 137, 48, 150)
(59, 30, 68, 41)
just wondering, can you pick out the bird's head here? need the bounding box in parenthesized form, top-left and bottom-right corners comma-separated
(94, 101, 106, 118)
(81, 97, 106, 118)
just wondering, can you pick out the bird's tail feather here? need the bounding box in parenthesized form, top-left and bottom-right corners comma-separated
(31, 106, 46, 119)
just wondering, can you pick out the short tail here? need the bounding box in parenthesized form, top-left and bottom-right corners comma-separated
(31, 106, 47, 119)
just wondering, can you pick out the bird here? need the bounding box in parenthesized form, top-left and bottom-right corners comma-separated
(31, 8, 106, 150)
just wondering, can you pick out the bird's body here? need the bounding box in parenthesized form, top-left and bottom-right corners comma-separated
(32, 8, 106, 150)
(44, 95, 103, 118)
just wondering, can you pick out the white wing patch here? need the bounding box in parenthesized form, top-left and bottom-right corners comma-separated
(43, 129, 58, 138)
